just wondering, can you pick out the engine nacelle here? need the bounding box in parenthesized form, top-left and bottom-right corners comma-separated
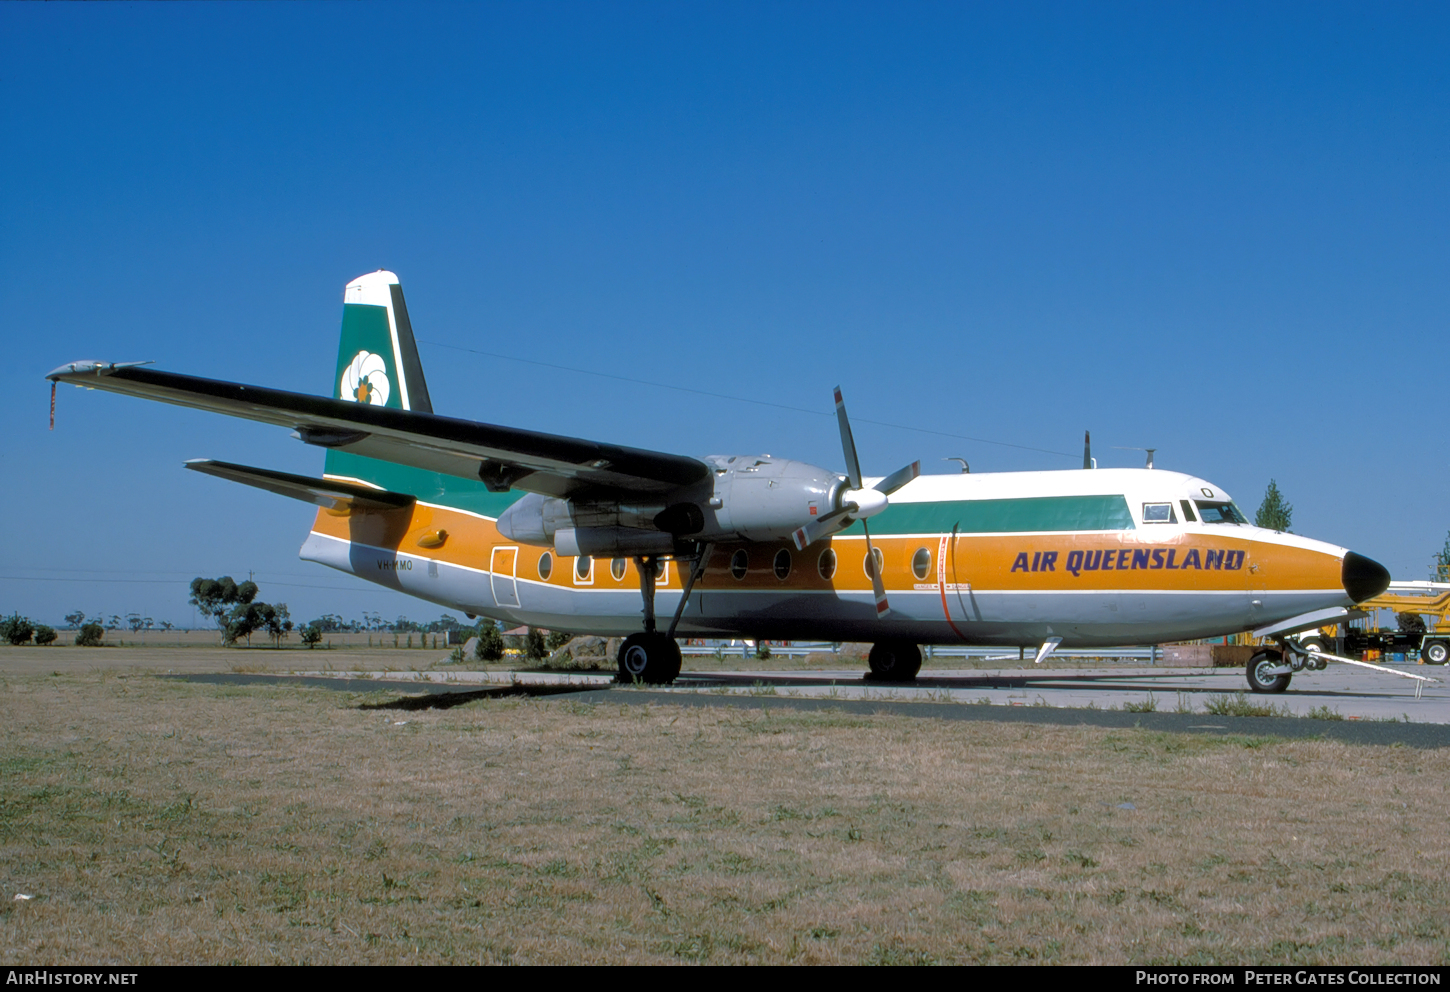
(494, 455, 845, 554)
(693, 455, 842, 543)
(497, 493, 680, 557)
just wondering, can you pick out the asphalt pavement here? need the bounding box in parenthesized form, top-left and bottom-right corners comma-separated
(171, 657, 1450, 748)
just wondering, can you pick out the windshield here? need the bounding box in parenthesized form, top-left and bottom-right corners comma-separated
(1195, 500, 1247, 524)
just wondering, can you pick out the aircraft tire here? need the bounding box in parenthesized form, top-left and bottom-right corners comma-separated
(1300, 636, 1328, 654)
(1246, 651, 1291, 694)
(617, 632, 681, 684)
(866, 641, 922, 682)
(1422, 639, 1449, 665)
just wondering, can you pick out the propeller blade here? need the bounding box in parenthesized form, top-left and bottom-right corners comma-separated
(862, 520, 890, 617)
(834, 386, 863, 491)
(873, 460, 921, 496)
(792, 506, 852, 550)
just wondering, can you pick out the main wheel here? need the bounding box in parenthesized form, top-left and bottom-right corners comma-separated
(1246, 650, 1292, 694)
(617, 632, 682, 684)
(1422, 639, 1449, 665)
(866, 641, 922, 682)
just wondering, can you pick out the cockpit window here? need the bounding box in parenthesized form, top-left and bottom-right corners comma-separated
(1142, 502, 1176, 524)
(1194, 500, 1247, 524)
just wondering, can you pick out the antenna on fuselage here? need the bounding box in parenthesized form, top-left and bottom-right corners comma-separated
(1083, 431, 1093, 470)
(944, 457, 970, 474)
(1112, 446, 1157, 469)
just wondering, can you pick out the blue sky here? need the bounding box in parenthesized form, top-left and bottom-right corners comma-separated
(3, 2, 1446, 627)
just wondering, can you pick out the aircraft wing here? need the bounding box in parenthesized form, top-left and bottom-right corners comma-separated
(47, 362, 711, 499)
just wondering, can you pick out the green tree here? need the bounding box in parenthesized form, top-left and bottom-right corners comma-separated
(523, 627, 546, 661)
(33, 625, 57, 646)
(0, 614, 35, 646)
(474, 622, 504, 662)
(544, 629, 573, 652)
(190, 577, 259, 642)
(1434, 530, 1450, 583)
(224, 601, 288, 647)
(75, 623, 104, 647)
(1255, 480, 1293, 532)
(300, 624, 323, 649)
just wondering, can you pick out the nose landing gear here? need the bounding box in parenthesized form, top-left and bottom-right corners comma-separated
(1246, 649, 1293, 694)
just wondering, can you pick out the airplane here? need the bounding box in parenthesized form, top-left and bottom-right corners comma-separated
(47, 270, 1397, 694)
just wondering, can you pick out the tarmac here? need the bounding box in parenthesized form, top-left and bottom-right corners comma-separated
(272, 661, 1450, 722)
(174, 661, 1450, 749)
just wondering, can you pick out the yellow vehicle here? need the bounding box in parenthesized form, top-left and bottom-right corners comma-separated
(1298, 582, 1450, 665)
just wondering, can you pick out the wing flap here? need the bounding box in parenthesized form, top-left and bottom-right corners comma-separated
(49, 362, 710, 498)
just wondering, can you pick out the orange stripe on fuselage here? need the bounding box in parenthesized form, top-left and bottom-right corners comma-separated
(309, 505, 1342, 596)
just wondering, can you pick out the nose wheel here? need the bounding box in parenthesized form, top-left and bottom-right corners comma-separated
(617, 632, 682, 684)
(1246, 649, 1292, 693)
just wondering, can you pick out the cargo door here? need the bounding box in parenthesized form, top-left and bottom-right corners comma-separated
(490, 545, 520, 608)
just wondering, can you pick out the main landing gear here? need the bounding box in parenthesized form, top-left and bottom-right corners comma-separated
(617, 631, 681, 684)
(616, 545, 713, 685)
(866, 641, 922, 682)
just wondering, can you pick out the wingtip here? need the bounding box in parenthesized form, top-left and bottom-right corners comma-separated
(46, 360, 104, 381)
(46, 360, 153, 381)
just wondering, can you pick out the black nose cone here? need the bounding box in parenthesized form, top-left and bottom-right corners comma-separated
(1342, 551, 1391, 602)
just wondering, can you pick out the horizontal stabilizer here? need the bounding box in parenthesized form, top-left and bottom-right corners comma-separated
(185, 459, 416, 511)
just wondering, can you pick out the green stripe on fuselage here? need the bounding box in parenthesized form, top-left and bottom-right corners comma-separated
(316, 457, 1133, 535)
(323, 450, 523, 518)
(838, 494, 1135, 536)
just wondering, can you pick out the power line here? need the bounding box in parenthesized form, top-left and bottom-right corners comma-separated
(420, 339, 1076, 459)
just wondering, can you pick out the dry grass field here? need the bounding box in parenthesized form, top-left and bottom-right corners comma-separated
(1, 669, 1447, 965)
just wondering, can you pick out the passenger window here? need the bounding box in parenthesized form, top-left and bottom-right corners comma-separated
(1142, 502, 1176, 524)
(1180, 499, 1197, 523)
(912, 547, 932, 580)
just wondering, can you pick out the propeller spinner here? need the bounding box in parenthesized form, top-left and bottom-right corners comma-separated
(791, 386, 920, 618)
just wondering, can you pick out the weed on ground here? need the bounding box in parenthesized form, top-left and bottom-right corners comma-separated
(1203, 693, 1292, 718)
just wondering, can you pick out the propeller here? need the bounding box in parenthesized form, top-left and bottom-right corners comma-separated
(791, 386, 920, 618)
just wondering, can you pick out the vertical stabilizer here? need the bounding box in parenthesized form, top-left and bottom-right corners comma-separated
(335, 270, 433, 413)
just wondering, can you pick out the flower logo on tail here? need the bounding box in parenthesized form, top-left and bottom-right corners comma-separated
(341, 350, 390, 406)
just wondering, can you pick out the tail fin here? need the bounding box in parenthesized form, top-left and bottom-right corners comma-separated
(334, 270, 433, 413)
